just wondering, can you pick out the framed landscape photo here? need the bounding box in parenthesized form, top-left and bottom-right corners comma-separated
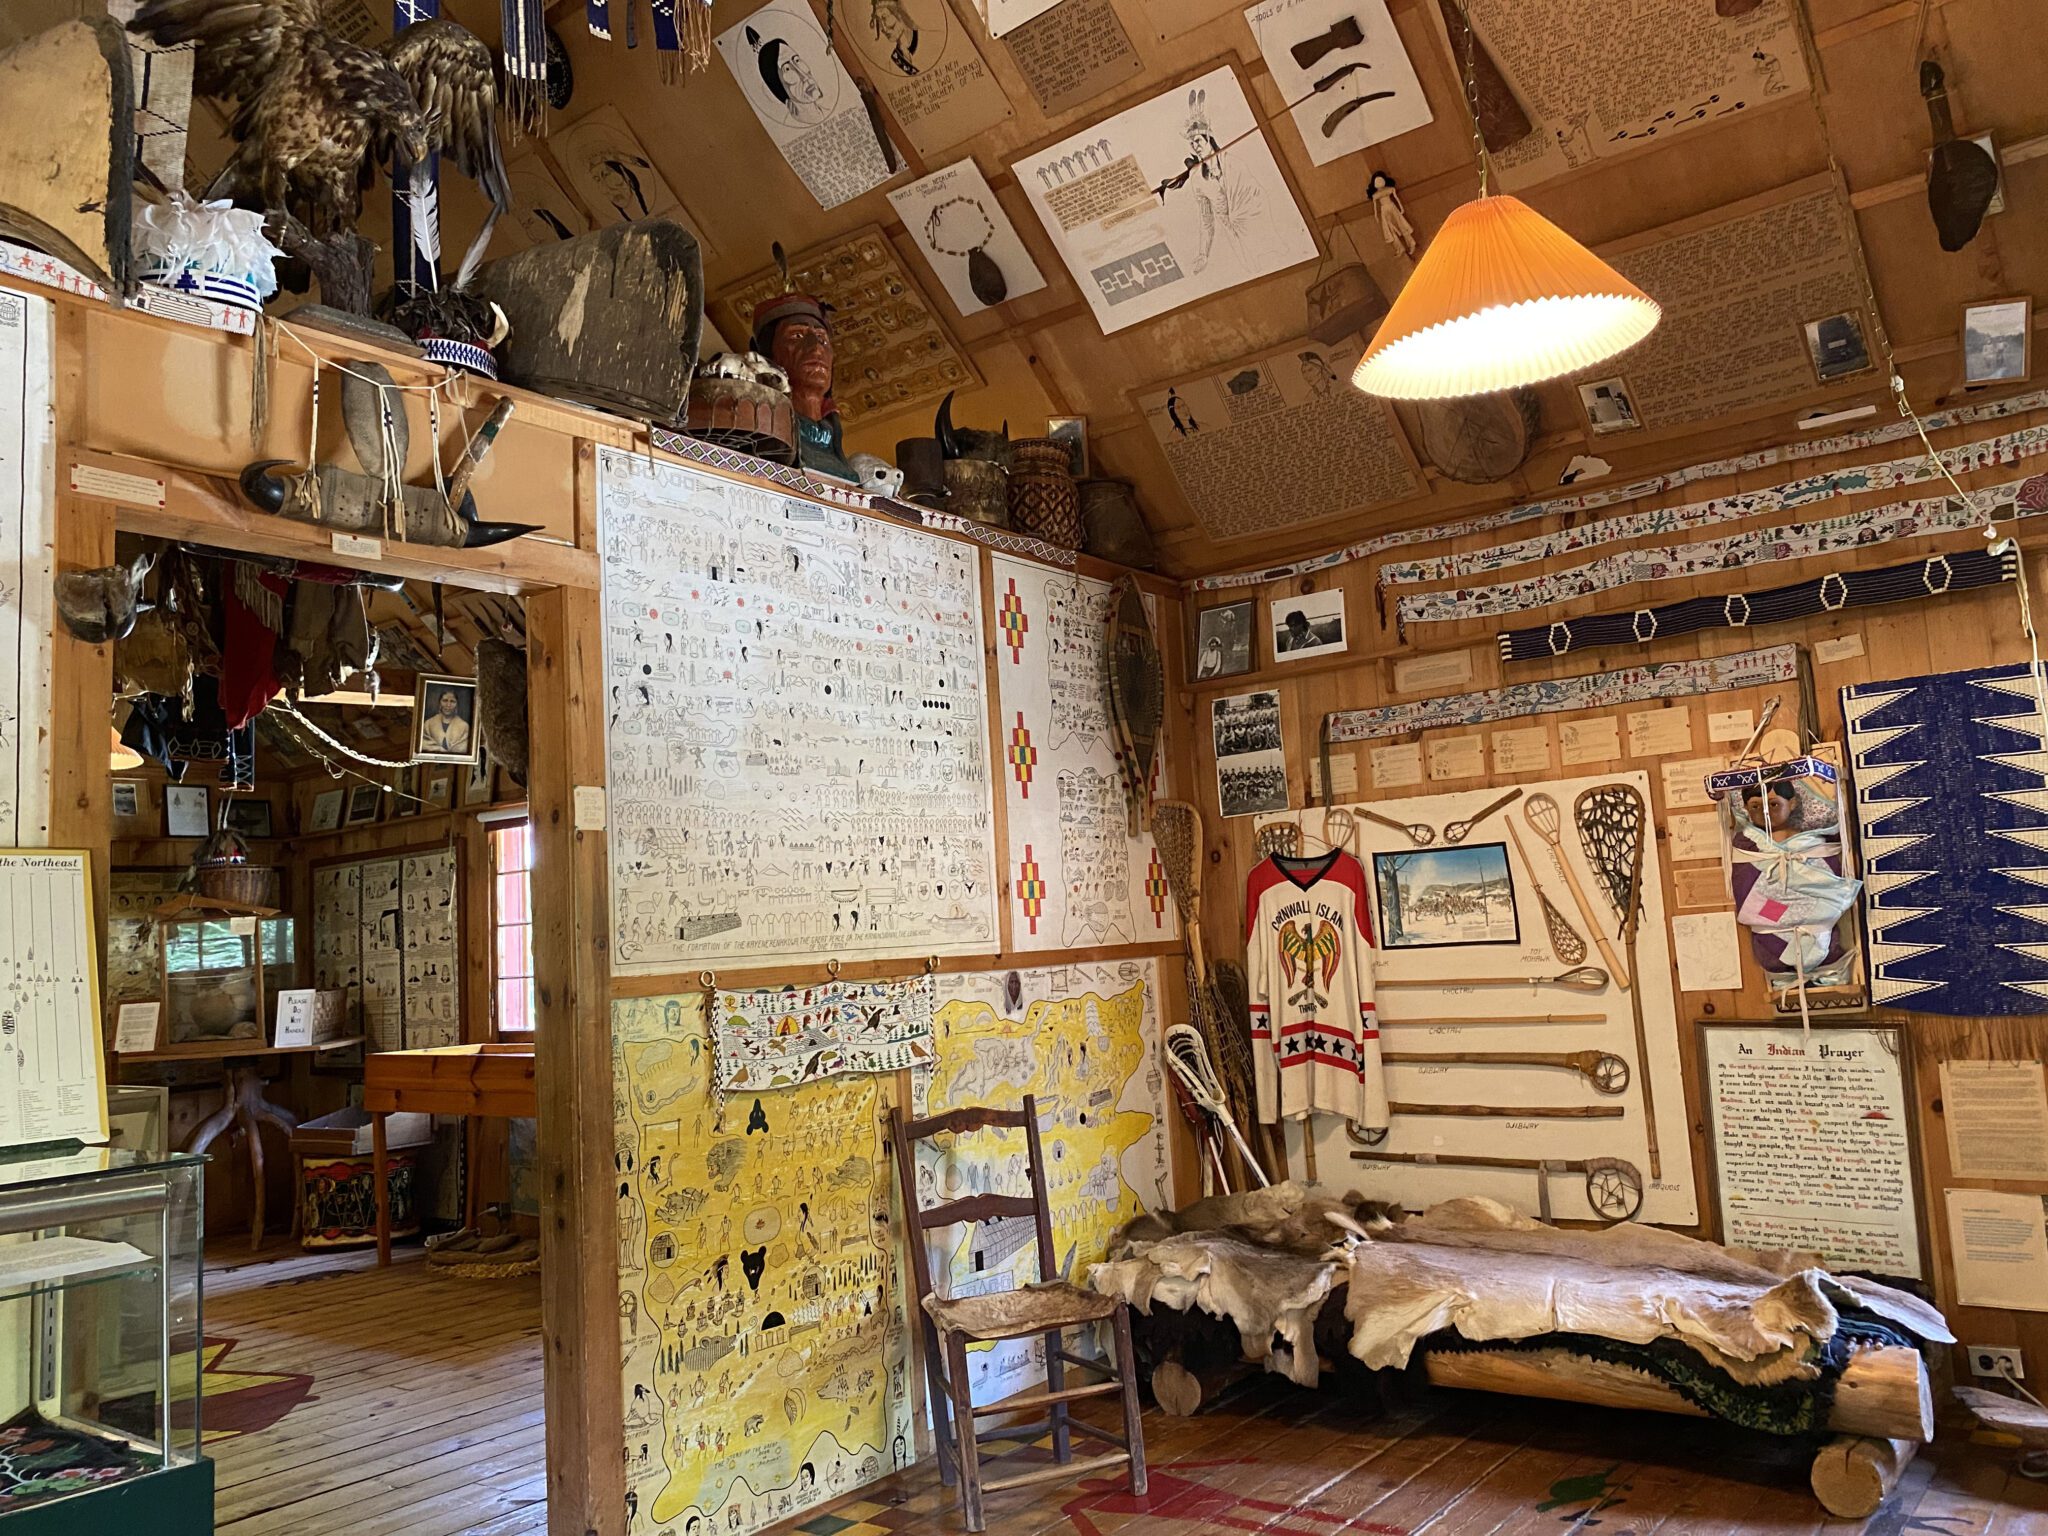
(1962, 297, 2031, 387)
(1372, 843, 1520, 950)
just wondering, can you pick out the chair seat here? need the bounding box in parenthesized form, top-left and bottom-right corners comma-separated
(923, 1281, 1120, 1341)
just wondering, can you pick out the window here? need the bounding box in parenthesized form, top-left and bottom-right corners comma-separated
(491, 821, 536, 1035)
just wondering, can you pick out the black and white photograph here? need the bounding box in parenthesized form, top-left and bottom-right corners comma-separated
(1578, 376, 1642, 434)
(1213, 690, 1290, 818)
(413, 674, 481, 764)
(1962, 296, 2032, 386)
(345, 783, 383, 827)
(165, 784, 209, 838)
(222, 796, 273, 839)
(1801, 310, 1873, 383)
(396, 765, 421, 818)
(111, 781, 140, 819)
(310, 788, 345, 833)
(1271, 587, 1347, 660)
(1194, 600, 1255, 680)
(1372, 843, 1520, 950)
(1047, 416, 1089, 478)
(463, 753, 495, 807)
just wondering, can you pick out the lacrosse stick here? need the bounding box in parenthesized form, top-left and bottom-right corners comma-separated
(1575, 782, 1659, 1179)
(1254, 820, 1302, 860)
(1153, 801, 1268, 1181)
(1443, 787, 1523, 845)
(1377, 965, 1609, 992)
(1166, 1025, 1270, 1186)
(1382, 1048, 1631, 1094)
(1377, 1011, 1608, 1027)
(1524, 793, 1627, 988)
(1357, 805, 1435, 845)
(1347, 1133, 1645, 1222)
(1504, 822, 1588, 965)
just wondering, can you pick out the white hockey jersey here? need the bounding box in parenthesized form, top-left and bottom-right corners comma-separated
(1243, 849, 1387, 1130)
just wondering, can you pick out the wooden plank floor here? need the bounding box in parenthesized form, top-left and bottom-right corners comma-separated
(204, 1240, 546, 1536)
(796, 1379, 2048, 1536)
(199, 1246, 2048, 1536)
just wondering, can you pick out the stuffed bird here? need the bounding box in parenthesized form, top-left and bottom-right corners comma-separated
(128, 0, 513, 283)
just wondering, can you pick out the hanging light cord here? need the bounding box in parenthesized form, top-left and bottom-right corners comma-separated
(1457, 0, 1492, 197)
(1801, 31, 2048, 743)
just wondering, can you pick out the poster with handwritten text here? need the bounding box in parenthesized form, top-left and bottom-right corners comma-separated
(598, 450, 1000, 972)
(991, 557, 1175, 951)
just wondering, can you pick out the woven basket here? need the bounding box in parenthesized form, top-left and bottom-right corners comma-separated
(942, 459, 1010, 528)
(195, 862, 280, 908)
(1007, 438, 1083, 549)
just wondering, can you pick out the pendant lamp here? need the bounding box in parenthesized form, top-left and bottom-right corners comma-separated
(110, 725, 142, 770)
(1352, 4, 1659, 400)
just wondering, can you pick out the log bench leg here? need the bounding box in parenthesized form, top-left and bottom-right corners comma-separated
(1810, 1434, 1918, 1518)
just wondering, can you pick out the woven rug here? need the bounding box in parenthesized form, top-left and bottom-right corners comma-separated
(1843, 662, 2048, 1013)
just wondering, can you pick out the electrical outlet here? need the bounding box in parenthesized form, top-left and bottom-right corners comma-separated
(1968, 1345, 2025, 1380)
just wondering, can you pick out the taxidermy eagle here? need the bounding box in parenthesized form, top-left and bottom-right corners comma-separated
(127, 0, 514, 284)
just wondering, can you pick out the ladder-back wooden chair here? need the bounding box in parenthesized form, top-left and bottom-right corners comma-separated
(889, 1095, 1147, 1531)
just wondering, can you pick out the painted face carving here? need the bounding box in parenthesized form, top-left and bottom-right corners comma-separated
(770, 317, 835, 421)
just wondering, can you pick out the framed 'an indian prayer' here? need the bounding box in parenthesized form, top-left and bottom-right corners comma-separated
(597, 450, 1000, 973)
(0, 850, 108, 1149)
(1700, 1023, 1923, 1280)
(1011, 64, 1318, 334)
(991, 558, 1177, 951)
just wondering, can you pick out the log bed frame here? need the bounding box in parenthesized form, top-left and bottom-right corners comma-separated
(1138, 1307, 1932, 1519)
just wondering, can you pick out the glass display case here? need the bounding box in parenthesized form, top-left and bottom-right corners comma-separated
(0, 1147, 210, 1534)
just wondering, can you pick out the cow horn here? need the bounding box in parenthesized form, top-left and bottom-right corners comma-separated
(462, 519, 543, 549)
(239, 459, 293, 513)
(935, 390, 960, 460)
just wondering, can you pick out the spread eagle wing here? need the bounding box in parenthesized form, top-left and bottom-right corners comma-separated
(1312, 920, 1341, 989)
(382, 20, 511, 210)
(128, 0, 322, 115)
(382, 18, 512, 285)
(1277, 923, 1309, 988)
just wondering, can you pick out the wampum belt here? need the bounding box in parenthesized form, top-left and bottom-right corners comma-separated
(1498, 544, 2018, 663)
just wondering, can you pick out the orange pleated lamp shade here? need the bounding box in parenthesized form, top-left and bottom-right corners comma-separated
(110, 725, 142, 770)
(1353, 194, 1661, 400)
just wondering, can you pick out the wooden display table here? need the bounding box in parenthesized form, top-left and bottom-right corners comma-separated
(117, 1036, 365, 1250)
(363, 1044, 538, 1264)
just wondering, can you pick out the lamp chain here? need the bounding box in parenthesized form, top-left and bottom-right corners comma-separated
(1459, 0, 1490, 197)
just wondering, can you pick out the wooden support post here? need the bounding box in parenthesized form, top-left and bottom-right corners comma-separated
(527, 583, 626, 1536)
(372, 1110, 390, 1267)
(1809, 1434, 1918, 1518)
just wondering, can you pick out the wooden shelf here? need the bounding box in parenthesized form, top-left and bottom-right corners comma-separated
(114, 1035, 365, 1063)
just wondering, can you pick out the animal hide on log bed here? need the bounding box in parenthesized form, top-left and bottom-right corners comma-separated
(474, 218, 703, 423)
(1092, 1187, 1951, 1440)
(0, 20, 135, 296)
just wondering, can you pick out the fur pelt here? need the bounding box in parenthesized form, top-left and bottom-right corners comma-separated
(1113, 1180, 1399, 1258)
(1092, 1232, 1339, 1388)
(1342, 1196, 1953, 1382)
(477, 636, 528, 787)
